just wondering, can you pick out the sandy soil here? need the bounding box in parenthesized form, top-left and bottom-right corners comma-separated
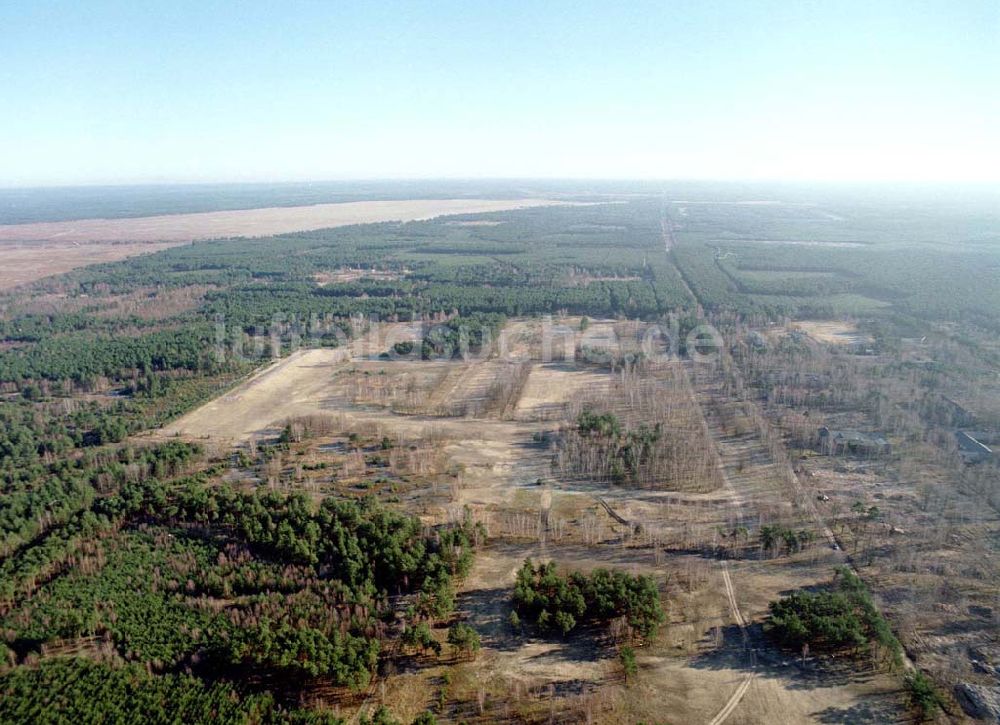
(628, 655, 905, 725)
(515, 364, 610, 420)
(793, 320, 874, 346)
(745, 240, 867, 247)
(313, 268, 408, 286)
(159, 348, 352, 441)
(0, 198, 563, 244)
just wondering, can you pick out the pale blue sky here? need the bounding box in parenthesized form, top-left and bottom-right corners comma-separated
(2, 0, 998, 186)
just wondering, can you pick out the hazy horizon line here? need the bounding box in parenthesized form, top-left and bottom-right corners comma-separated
(3, 176, 999, 193)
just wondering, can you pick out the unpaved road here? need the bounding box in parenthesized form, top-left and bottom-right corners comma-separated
(708, 673, 754, 725)
(711, 561, 754, 725)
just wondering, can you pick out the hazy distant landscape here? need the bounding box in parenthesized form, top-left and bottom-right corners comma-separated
(3, 0, 999, 722)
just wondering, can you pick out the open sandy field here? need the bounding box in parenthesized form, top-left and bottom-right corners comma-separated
(0, 198, 563, 291)
(792, 319, 874, 346)
(515, 363, 611, 420)
(160, 347, 353, 441)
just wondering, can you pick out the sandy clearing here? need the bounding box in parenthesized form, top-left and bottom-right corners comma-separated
(159, 348, 351, 441)
(793, 320, 873, 346)
(737, 240, 867, 248)
(313, 268, 409, 286)
(669, 200, 784, 206)
(630, 656, 904, 725)
(0, 198, 565, 244)
(159, 323, 420, 440)
(455, 541, 906, 724)
(515, 364, 611, 419)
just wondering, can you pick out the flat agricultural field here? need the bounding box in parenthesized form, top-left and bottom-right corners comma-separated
(0, 198, 562, 290)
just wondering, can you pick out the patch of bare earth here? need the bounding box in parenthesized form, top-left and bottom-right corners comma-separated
(793, 320, 874, 346)
(313, 268, 409, 286)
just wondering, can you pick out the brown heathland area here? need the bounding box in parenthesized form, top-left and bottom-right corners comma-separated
(0, 198, 563, 244)
(0, 241, 180, 292)
(0, 198, 563, 291)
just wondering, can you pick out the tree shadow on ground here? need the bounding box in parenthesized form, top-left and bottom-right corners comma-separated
(457, 584, 613, 667)
(813, 700, 908, 724)
(457, 585, 523, 653)
(687, 622, 882, 692)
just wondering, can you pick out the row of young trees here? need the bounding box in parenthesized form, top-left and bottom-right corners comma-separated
(0, 325, 223, 385)
(556, 401, 723, 492)
(0, 439, 202, 560)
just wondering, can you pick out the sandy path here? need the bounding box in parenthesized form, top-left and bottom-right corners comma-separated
(710, 562, 754, 725)
(708, 673, 753, 725)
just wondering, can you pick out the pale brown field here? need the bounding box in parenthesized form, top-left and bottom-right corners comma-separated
(792, 319, 874, 346)
(0, 240, 181, 291)
(0, 198, 564, 291)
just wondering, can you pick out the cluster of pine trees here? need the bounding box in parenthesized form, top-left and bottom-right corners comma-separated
(512, 559, 664, 641)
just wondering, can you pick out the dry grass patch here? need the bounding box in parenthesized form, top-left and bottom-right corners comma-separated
(0, 240, 181, 291)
